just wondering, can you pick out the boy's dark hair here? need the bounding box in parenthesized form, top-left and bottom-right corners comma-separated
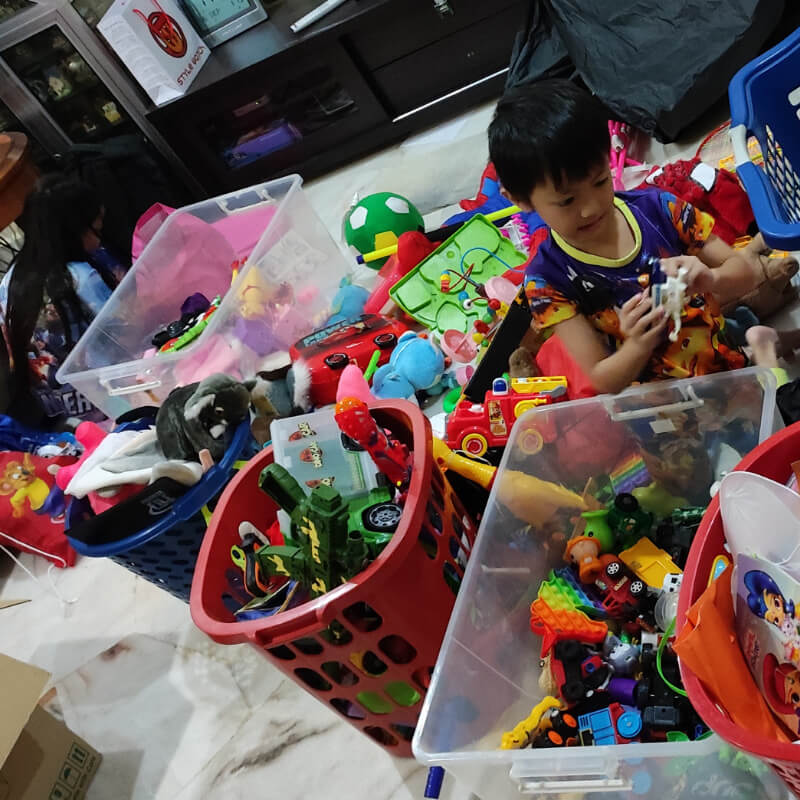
(488, 79, 611, 201)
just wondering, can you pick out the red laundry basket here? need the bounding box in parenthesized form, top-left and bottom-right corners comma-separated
(190, 400, 478, 756)
(679, 421, 800, 796)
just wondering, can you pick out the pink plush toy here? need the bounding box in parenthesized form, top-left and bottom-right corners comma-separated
(55, 421, 106, 491)
(336, 363, 374, 404)
(54, 421, 141, 514)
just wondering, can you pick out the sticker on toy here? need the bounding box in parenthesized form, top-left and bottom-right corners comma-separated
(735, 552, 800, 736)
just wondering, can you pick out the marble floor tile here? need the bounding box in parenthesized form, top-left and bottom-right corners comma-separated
(54, 631, 276, 800)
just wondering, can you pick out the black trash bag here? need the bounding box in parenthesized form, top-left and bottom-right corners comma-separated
(506, 1, 573, 90)
(507, 0, 784, 143)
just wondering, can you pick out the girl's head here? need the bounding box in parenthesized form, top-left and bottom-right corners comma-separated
(745, 570, 795, 627)
(19, 175, 104, 257)
(4, 176, 108, 417)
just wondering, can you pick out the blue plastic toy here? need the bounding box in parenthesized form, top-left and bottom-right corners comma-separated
(371, 331, 446, 400)
(326, 278, 370, 325)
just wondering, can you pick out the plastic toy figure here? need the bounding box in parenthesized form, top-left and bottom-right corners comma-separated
(445, 375, 567, 458)
(564, 536, 617, 584)
(256, 463, 401, 596)
(334, 397, 411, 487)
(606, 493, 654, 550)
(550, 639, 611, 704)
(500, 696, 564, 749)
(603, 633, 640, 676)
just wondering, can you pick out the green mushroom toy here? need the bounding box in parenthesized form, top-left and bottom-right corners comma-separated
(343, 191, 424, 269)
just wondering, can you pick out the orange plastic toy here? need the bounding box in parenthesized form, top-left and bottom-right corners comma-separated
(529, 596, 608, 657)
(564, 536, 617, 584)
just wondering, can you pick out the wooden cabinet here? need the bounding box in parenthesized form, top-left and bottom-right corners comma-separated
(148, 0, 526, 193)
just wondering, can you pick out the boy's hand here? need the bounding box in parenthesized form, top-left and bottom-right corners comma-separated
(619, 292, 667, 356)
(660, 255, 716, 294)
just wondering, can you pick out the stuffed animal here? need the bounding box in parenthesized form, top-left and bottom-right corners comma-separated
(156, 374, 251, 462)
(509, 346, 540, 379)
(371, 332, 446, 400)
(326, 278, 369, 325)
(720, 243, 798, 320)
(246, 367, 299, 445)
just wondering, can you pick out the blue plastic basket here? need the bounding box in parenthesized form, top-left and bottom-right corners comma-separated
(66, 421, 252, 602)
(729, 26, 800, 249)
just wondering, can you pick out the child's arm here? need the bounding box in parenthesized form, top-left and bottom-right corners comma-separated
(554, 293, 666, 394)
(660, 234, 753, 301)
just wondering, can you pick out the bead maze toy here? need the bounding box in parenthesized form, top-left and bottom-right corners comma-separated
(388, 215, 528, 336)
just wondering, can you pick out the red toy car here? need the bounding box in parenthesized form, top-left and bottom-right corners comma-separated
(289, 314, 408, 407)
(594, 559, 647, 619)
(446, 376, 567, 457)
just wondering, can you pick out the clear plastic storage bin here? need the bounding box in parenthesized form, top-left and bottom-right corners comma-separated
(413, 368, 787, 799)
(59, 175, 348, 418)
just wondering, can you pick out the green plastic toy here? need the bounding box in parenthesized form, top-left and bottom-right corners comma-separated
(389, 215, 527, 335)
(343, 192, 424, 269)
(580, 509, 616, 552)
(256, 464, 401, 597)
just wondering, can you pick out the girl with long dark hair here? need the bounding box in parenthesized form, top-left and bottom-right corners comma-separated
(0, 175, 121, 425)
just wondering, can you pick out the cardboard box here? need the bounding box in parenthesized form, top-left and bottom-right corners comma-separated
(0, 653, 100, 800)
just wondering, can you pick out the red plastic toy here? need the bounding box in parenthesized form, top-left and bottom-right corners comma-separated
(334, 397, 411, 487)
(594, 559, 647, 619)
(529, 597, 608, 657)
(289, 314, 408, 408)
(446, 375, 567, 457)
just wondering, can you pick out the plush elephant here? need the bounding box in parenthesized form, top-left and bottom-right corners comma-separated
(371, 331, 446, 400)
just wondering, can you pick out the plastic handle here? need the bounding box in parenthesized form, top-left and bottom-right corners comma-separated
(730, 123, 751, 168)
(608, 386, 703, 421)
(511, 754, 629, 794)
(516, 778, 631, 795)
(100, 376, 162, 396)
(216, 188, 275, 215)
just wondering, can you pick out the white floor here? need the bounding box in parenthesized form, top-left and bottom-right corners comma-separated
(2, 97, 798, 800)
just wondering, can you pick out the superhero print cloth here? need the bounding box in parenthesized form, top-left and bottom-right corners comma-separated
(523, 190, 746, 381)
(0, 261, 111, 421)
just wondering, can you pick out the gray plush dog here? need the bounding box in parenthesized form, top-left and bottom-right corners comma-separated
(156, 374, 251, 462)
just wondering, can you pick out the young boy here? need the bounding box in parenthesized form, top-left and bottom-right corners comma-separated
(488, 79, 796, 394)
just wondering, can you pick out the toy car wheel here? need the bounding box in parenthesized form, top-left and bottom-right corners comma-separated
(373, 332, 397, 349)
(364, 502, 403, 532)
(605, 561, 621, 577)
(615, 493, 639, 512)
(630, 580, 645, 597)
(461, 432, 489, 457)
(324, 352, 348, 369)
(519, 427, 544, 455)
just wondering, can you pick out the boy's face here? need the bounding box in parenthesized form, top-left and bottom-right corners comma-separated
(515, 160, 615, 250)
